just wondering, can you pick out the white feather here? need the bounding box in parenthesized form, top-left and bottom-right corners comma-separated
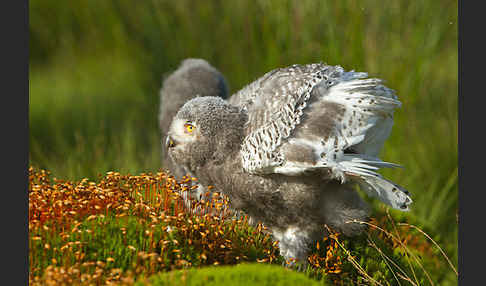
(235, 63, 411, 211)
(357, 177, 412, 211)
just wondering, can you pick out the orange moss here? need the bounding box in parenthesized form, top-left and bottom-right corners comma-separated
(29, 166, 442, 285)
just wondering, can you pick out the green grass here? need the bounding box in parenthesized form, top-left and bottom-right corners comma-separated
(29, 0, 458, 284)
(135, 264, 325, 286)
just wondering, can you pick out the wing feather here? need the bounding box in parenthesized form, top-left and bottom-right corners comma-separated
(236, 63, 411, 211)
(237, 63, 334, 173)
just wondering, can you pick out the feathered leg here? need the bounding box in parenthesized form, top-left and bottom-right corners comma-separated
(273, 226, 313, 267)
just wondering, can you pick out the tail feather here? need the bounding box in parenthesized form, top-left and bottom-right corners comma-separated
(357, 176, 412, 211)
(338, 154, 402, 177)
(337, 155, 411, 211)
(342, 154, 403, 169)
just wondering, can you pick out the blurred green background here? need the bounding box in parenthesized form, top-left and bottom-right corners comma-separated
(29, 0, 457, 281)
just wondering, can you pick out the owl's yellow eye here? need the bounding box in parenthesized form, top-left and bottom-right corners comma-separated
(184, 123, 195, 133)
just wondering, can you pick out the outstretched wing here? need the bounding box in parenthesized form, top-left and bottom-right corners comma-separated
(233, 63, 336, 172)
(235, 63, 412, 211)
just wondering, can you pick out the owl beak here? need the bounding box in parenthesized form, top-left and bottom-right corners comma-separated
(166, 135, 176, 149)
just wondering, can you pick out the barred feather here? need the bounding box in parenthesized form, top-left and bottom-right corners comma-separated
(236, 64, 345, 173)
(234, 63, 411, 211)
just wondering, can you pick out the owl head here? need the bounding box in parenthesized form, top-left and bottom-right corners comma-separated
(166, 96, 248, 172)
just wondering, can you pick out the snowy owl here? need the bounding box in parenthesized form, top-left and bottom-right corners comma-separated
(159, 58, 229, 179)
(165, 63, 412, 264)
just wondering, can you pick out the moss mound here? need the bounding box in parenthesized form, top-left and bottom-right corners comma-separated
(136, 263, 324, 286)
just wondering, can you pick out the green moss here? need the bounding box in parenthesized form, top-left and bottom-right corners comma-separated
(136, 263, 326, 286)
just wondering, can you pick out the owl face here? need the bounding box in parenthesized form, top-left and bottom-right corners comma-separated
(166, 96, 248, 172)
(166, 117, 206, 168)
(166, 118, 200, 147)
